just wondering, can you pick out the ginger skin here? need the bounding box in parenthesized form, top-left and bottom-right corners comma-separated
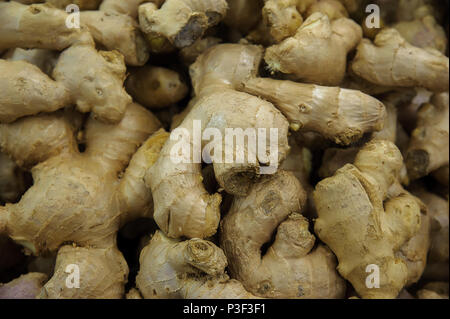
(0, 59, 71, 124)
(126, 66, 189, 109)
(241, 77, 386, 145)
(52, 38, 132, 124)
(351, 28, 449, 92)
(265, 12, 362, 86)
(136, 231, 258, 298)
(0, 104, 162, 298)
(0, 153, 27, 203)
(0, 2, 84, 51)
(80, 11, 149, 66)
(139, 0, 228, 50)
(220, 170, 345, 298)
(144, 44, 289, 239)
(405, 93, 449, 180)
(314, 140, 427, 298)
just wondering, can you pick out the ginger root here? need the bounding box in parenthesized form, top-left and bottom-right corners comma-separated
(80, 10, 149, 66)
(126, 66, 188, 109)
(136, 230, 258, 298)
(0, 2, 84, 51)
(314, 140, 427, 298)
(139, 0, 228, 50)
(241, 77, 386, 145)
(0, 59, 71, 124)
(351, 28, 449, 92)
(405, 93, 449, 180)
(220, 170, 346, 298)
(0, 104, 162, 298)
(144, 44, 289, 239)
(265, 12, 362, 86)
(0, 153, 27, 203)
(52, 39, 132, 124)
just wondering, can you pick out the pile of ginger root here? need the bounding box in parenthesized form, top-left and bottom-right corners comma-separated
(0, 0, 448, 300)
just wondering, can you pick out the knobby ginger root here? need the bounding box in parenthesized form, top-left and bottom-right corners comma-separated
(262, 0, 303, 43)
(117, 129, 169, 225)
(144, 44, 289, 239)
(265, 12, 362, 86)
(351, 28, 449, 92)
(0, 2, 85, 51)
(241, 77, 386, 145)
(0, 273, 47, 299)
(0, 59, 71, 123)
(126, 66, 189, 109)
(139, 0, 228, 50)
(136, 230, 258, 298)
(39, 246, 128, 299)
(405, 93, 449, 180)
(0, 104, 162, 298)
(52, 38, 132, 124)
(220, 170, 345, 298)
(80, 10, 149, 66)
(314, 140, 427, 298)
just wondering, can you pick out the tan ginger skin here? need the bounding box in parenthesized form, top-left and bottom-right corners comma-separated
(0, 2, 84, 51)
(136, 231, 258, 298)
(0, 59, 71, 124)
(80, 10, 149, 66)
(3, 48, 59, 76)
(144, 44, 290, 239)
(14, 0, 103, 10)
(351, 28, 449, 92)
(0, 103, 162, 298)
(220, 170, 345, 298)
(241, 77, 386, 145)
(265, 12, 362, 86)
(52, 35, 132, 124)
(139, 0, 228, 49)
(0, 153, 27, 203)
(406, 93, 449, 180)
(100, 0, 155, 18)
(126, 66, 189, 109)
(314, 140, 428, 298)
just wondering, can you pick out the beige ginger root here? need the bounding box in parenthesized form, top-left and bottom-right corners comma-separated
(0, 59, 71, 124)
(265, 12, 362, 86)
(52, 38, 132, 124)
(220, 170, 346, 298)
(0, 2, 84, 51)
(0, 104, 162, 298)
(351, 28, 449, 92)
(80, 10, 149, 66)
(139, 0, 228, 50)
(261, 0, 304, 43)
(405, 93, 449, 180)
(126, 66, 189, 109)
(178, 36, 222, 65)
(136, 230, 258, 298)
(417, 282, 449, 299)
(314, 140, 427, 298)
(144, 44, 289, 239)
(241, 77, 386, 145)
